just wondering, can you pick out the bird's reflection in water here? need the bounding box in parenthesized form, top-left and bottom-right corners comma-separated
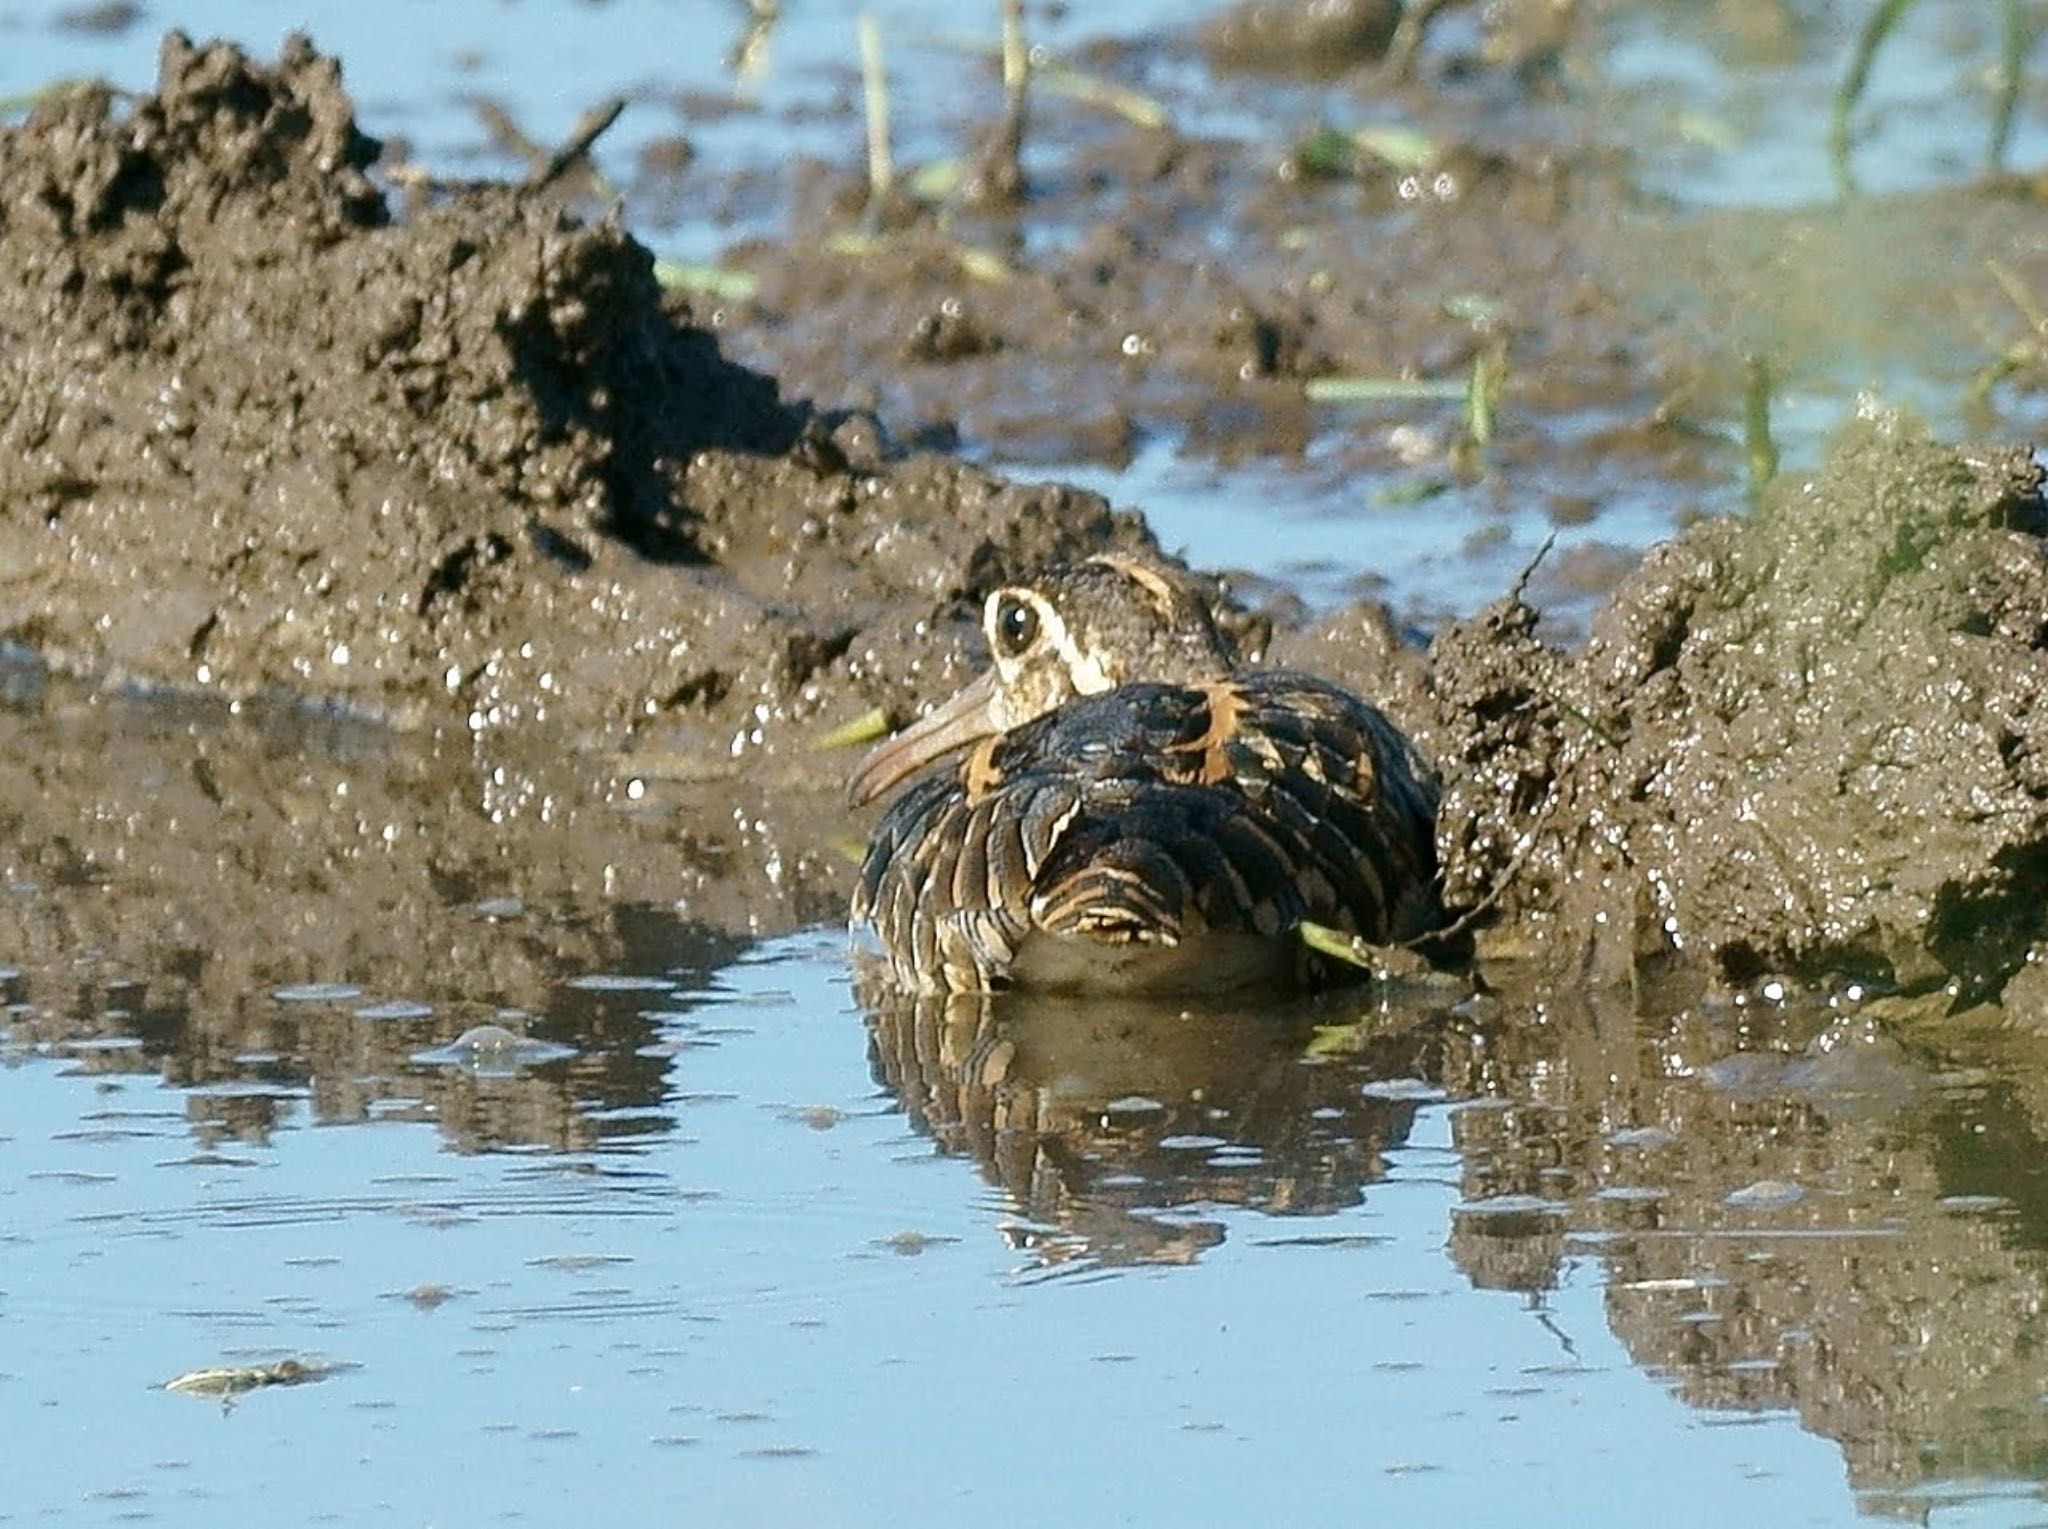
(859, 964, 2048, 1506)
(855, 961, 1468, 1271)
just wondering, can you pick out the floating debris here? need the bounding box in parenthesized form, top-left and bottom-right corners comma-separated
(353, 999, 435, 1021)
(163, 1356, 353, 1402)
(563, 973, 675, 993)
(1724, 1180, 1806, 1210)
(398, 1283, 460, 1310)
(876, 1230, 959, 1256)
(528, 1252, 633, 1274)
(272, 983, 363, 1004)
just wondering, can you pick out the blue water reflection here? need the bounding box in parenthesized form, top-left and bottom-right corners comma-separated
(3, 932, 1892, 1527)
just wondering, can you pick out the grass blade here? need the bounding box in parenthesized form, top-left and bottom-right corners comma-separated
(1990, 0, 2028, 174)
(817, 707, 891, 750)
(1830, 0, 1921, 199)
(858, 11, 894, 211)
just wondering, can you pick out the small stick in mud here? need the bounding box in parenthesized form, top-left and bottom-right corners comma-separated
(528, 96, 628, 192)
(983, 0, 1030, 203)
(1509, 531, 1558, 604)
(858, 12, 895, 218)
(1743, 354, 1779, 503)
(1384, 0, 1467, 82)
(731, 0, 780, 81)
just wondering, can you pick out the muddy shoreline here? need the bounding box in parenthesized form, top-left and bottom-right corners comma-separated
(3, 35, 2046, 1007)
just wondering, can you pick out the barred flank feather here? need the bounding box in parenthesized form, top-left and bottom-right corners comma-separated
(851, 671, 1443, 995)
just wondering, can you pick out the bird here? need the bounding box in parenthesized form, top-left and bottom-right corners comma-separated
(847, 555, 1444, 995)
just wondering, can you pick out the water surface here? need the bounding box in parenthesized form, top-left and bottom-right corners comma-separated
(14, 921, 2043, 1526)
(6, 676, 2048, 1524)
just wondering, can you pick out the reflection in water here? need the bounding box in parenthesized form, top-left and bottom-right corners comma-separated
(0, 670, 843, 1153)
(10, 668, 2048, 1515)
(857, 969, 1462, 1270)
(859, 967, 2048, 1513)
(1459, 1008, 2048, 1517)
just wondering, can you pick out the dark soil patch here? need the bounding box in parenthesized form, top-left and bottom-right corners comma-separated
(0, 33, 1153, 757)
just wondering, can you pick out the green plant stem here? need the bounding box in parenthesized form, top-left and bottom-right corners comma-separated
(1830, 0, 1920, 199)
(858, 12, 894, 214)
(1990, 0, 2028, 174)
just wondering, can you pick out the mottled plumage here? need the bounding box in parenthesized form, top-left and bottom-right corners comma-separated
(849, 558, 1443, 994)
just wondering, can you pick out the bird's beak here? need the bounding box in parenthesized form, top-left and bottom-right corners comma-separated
(847, 670, 1000, 807)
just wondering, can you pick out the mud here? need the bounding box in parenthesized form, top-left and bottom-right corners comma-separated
(728, 123, 1646, 481)
(710, 30, 2048, 560)
(4, 33, 2048, 1006)
(1197, 0, 1402, 78)
(1416, 419, 2048, 1000)
(0, 34, 1152, 760)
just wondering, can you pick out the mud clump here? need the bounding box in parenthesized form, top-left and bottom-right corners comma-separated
(0, 34, 1150, 759)
(1425, 418, 2048, 1000)
(1198, 0, 1401, 77)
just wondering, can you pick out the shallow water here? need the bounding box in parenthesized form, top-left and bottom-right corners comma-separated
(6, 681, 2048, 1525)
(9, 833, 2048, 1524)
(9, 1, 2048, 1523)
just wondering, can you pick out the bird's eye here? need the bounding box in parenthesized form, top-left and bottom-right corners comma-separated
(992, 595, 1040, 658)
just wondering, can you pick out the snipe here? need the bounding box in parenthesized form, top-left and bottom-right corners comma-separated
(848, 556, 1444, 994)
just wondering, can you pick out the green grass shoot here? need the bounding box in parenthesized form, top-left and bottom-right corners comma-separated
(817, 707, 891, 750)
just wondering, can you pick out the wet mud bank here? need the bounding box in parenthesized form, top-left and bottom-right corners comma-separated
(1411, 420, 2048, 1003)
(0, 34, 1151, 763)
(4, 36, 2047, 1008)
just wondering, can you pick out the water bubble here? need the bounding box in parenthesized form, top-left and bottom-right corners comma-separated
(411, 1024, 576, 1072)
